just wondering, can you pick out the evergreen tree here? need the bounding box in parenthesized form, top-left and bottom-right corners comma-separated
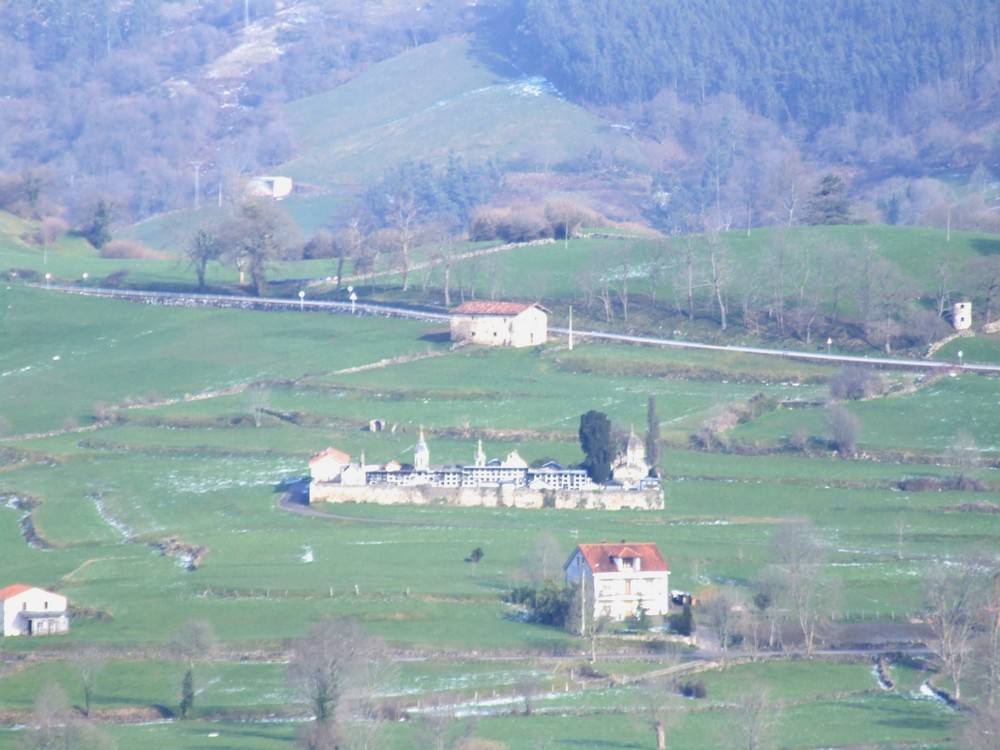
(579, 410, 613, 483)
(805, 174, 851, 225)
(645, 396, 661, 476)
(83, 199, 112, 249)
(179, 668, 194, 719)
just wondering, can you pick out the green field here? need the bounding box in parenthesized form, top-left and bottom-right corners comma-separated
(2, 217, 999, 748)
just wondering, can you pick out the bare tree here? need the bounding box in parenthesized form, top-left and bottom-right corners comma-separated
(288, 619, 378, 744)
(826, 404, 861, 457)
(704, 229, 729, 330)
(186, 225, 222, 290)
(972, 570, 1000, 709)
(960, 701, 1000, 750)
(768, 519, 828, 656)
(702, 586, 743, 656)
(168, 619, 216, 720)
(728, 690, 780, 750)
(249, 383, 269, 428)
(947, 429, 981, 483)
(21, 682, 116, 750)
(524, 532, 565, 585)
(74, 645, 106, 718)
(924, 559, 989, 701)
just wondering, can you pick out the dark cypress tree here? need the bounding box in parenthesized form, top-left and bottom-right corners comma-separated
(645, 396, 661, 476)
(579, 410, 613, 483)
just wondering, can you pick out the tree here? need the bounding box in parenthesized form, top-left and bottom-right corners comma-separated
(179, 668, 195, 720)
(805, 174, 850, 225)
(702, 586, 743, 656)
(21, 682, 116, 750)
(826, 404, 861, 457)
(578, 410, 613, 483)
(924, 558, 989, 701)
(168, 619, 216, 720)
(467, 546, 484, 573)
(74, 645, 105, 718)
(768, 519, 828, 656)
(645, 396, 661, 475)
(83, 199, 113, 249)
(186, 226, 221, 290)
(288, 618, 374, 741)
(728, 691, 780, 750)
(219, 199, 299, 295)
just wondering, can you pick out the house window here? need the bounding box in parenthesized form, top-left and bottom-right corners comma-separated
(44, 602, 48, 610)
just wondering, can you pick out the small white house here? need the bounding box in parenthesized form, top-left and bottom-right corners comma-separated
(248, 175, 293, 200)
(564, 542, 670, 621)
(0, 584, 69, 637)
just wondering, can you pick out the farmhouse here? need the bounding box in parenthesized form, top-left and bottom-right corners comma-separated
(0, 584, 69, 637)
(450, 301, 549, 347)
(564, 542, 670, 621)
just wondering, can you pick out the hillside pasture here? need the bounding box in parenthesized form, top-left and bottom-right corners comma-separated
(0, 277, 997, 748)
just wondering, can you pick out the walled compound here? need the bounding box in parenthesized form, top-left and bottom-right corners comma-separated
(309, 430, 663, 510)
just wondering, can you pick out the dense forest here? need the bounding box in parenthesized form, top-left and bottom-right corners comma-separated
(505, 0, 1000, 131)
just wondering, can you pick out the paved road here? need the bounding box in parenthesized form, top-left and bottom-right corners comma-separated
(42, 284, 1000, 373)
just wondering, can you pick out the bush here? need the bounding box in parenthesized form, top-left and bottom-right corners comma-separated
(100, 239, 165, 259)
(668, 603, 694, 636)
(678, 679, 706, 698)
(829, 366, 885, 400)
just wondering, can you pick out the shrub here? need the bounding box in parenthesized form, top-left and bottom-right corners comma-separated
(829, 366, 885, 400)
(100, 239, 165, 259)
(827, 404, 861, 457)
(668, 603, 694, 636)
(678, 679, 706, 698)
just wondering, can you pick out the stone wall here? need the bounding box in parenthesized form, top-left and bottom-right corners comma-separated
(310, 482, 663, 511)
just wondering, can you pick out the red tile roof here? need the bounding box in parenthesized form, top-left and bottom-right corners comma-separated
(570, 543, 669, 573)
(452, 301, 538, 316)
(0, 584, 33, 600)
(310, 447, 351, 465)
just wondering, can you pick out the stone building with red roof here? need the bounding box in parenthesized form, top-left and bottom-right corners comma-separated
(449, 301, 548, 348)
(0, 584, 69, 636)
(564, 542, 670, 621)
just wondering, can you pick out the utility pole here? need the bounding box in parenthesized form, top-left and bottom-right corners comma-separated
(568, 305, 573, 351)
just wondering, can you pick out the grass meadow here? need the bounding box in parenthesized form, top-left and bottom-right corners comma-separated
(1, 229, 998, 747)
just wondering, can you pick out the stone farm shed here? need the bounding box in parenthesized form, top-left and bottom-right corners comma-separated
(449, 301, 549, 348)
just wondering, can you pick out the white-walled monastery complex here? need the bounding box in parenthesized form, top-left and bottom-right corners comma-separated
(309, 430, 663, 511)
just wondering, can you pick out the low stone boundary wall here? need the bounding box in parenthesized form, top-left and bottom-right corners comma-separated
(310, 482, 663, 511)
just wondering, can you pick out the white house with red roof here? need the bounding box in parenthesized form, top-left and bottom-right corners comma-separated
(0, 584, 69, 636)
(564, 542, 670, 621)
(449, 301, 548, 348)
(309, 447, 352, 483)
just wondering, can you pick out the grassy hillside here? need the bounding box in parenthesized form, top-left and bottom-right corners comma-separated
(278, 36, 642, 230)
(2, 210, 999, 747)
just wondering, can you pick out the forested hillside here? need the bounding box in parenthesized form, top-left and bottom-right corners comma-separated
(505, 0, 1000, 131)
(0, 0, 998, 245)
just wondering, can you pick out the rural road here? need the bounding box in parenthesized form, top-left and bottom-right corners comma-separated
(43, 284, 1000, 374)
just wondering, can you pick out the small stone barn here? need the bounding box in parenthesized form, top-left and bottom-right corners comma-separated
(449, 301, 549, 348)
